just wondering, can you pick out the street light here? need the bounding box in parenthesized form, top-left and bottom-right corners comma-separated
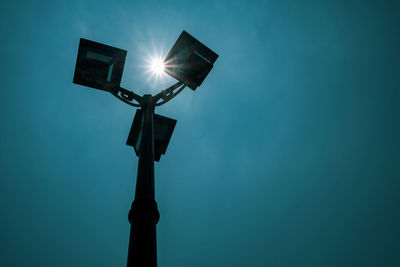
(72, 31, 218, 267)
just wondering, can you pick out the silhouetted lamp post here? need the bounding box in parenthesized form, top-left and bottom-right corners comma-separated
(73, 31, 218, 267)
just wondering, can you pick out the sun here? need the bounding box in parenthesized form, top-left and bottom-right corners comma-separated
(145, 55, 168, 83)
(137, 38, 171, 89)
(150, 57, 165, 75)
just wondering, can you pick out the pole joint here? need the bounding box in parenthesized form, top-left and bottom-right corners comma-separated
(128, 197, 160, 224)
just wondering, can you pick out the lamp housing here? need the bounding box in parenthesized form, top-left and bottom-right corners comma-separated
(73, 38, 127, 92)
(127, 109, 177, 162)
(164, 31, 218, 90)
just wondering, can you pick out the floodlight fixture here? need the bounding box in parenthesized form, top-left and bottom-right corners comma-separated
(164, 30, 219, 90)
(126, 109, 177, 162)
(73, 38, 127, 92)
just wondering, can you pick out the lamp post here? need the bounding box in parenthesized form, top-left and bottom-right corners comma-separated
(127, 94, 158, 267)
(73, 30, 218, 267)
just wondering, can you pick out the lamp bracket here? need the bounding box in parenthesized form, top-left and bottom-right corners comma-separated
(154, 81, 186, 106)
(110, 87, 141, 107)
(107, 81, 187, 108)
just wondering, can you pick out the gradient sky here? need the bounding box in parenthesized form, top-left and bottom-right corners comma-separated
(0, 0, 399, 266)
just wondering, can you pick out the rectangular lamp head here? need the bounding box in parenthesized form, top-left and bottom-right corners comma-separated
(126, 110, 177, 162)
(73, 38, 127, 92)
(164, 31, 218, 90)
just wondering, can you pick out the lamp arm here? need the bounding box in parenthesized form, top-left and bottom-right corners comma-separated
(153, 81, 183, 103)
(106, 81, 187, 107)
(155, 84, 186, 106)
(109, 86, 142, 107)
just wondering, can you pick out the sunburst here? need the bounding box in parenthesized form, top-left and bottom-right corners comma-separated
(149, 57, 165, 76)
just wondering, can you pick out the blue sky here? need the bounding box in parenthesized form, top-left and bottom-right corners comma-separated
(0, 0, 399, 266)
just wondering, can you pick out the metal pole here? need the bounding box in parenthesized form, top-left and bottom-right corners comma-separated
(127, 94, 159, 267)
